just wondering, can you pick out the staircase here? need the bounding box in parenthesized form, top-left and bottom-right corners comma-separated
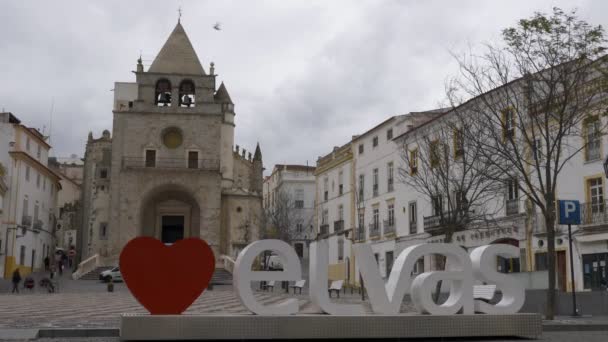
(79, 266, 114, 280)
(211, 268, 233, 285)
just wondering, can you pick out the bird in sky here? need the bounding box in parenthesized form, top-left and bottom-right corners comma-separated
(213, 22, 221, 31)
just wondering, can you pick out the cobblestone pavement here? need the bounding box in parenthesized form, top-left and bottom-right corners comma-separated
(0, 276, 413, 329)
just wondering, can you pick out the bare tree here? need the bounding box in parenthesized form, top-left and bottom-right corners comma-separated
(397, 112, 505, 300)
(447, 8, 607, 319)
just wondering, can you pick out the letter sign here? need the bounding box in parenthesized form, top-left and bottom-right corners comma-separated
(558, 200, 580, 225)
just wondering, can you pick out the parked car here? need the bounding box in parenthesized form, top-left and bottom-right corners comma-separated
(266, 254, 284, 270)
(100, 267, 122, 282)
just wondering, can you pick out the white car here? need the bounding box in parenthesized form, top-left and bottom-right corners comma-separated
(100, 267, 122, 282)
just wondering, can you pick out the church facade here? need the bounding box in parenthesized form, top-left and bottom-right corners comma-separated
(79, 22, 263, 266)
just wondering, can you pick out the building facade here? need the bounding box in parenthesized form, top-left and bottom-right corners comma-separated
(79, 22, 264, 266)
(263, 164, 316, 260)
(0, 112, 60, 278)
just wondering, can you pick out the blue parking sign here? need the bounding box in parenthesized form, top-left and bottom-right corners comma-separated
(558, 200, 581, 225)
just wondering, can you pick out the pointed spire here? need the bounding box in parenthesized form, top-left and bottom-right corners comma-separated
(148, 22, 205, 75)
(254, 142, 262, 161)
(215, 82, 233, 104)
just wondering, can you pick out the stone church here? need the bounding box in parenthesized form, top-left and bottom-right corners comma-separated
(79, 21, 264, 266)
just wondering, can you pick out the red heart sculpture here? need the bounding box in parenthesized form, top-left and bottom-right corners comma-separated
(120, 237, 215, 315)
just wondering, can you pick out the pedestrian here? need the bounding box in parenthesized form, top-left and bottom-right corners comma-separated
(44, 256, 50, 271)
(50, 263, 55, 279)
(11, 269, 21, 294)
(61, 253, 68, 270)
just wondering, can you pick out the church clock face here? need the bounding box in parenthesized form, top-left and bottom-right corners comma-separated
(162, 127, 183, 149)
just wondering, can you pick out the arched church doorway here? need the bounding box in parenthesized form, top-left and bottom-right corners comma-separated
(140, 185, 201, 244)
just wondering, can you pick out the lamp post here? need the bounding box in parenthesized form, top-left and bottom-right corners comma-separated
(603, 155, 608, 178)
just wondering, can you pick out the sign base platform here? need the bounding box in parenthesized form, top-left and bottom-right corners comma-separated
(120, 313, 542, 340)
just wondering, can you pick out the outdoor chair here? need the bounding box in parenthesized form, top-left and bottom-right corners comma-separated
(261, 280, 276, 292)
(328, 280, 344, 298)
(289, 280, 306, 294)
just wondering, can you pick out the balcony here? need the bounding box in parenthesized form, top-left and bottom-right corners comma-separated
(423, 215, 444, 233)
(383, 220, 395, 235)
(369, 222, 380, 238)
(580, 201, 608, 226)
(506, 199, 519, 216)
(33, 219, 43, 232)
(333, 220, 344, 233)
(122, 157, 220, 171)
(21, 215, 32, 227)
(319, 224, 329, 236)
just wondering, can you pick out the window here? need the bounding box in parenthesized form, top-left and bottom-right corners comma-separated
(359, 144, 364, 155)
(338, 171, 344, 195)
(100, 222, 108, 240)
(323, 178, 329, 201)
(145, 150, 156, 167)
(430, 140, 440, 168)
(409, 201, 417, 234)
(296, 223, 303, 232)
(431, 195, 443, 216)
(36, 173, 40, 188)
(322, 209, 328, 225)
(372, 136, 378, 147)
(34, 203, 39, 223)
(454, 191, 467, 211)
(100, 168, 108, 179)
(410, 149, 418, 175)
(507, 178, 519, 201)
(26, 138, 31, 151)
(338, 204, 344, 221)
(295, 189, 304, 208)
(531, 138, 543, 162)
(373, 207, 379, 230)
(358, 211, 365, 233)
(502, 108, 515, 139)
(358, 174, 364, 201)
(22, 196, 29, 220)
(587, 177, 604, 213)
(338, 238, 344, 261)
(188, 151, 198, 169)
(535, 252, 548, 271)
(20, 245, 26, 265)
(386, 251, 394, 275)
(387, 162, 394, 192)
(387, 203, 395, 226)
(372, 168, 379, 197)
(25, 166, 30, 181)
(453, 128, 464, 158)
(585, 118, 601, 161)
(387, 128, 393, 140)
(36, 145, 41, 159)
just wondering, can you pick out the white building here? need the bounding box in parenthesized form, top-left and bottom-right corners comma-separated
(0, 112, 60, 278)
(263, 164, 316, 260)
(314, 143, 355, 282)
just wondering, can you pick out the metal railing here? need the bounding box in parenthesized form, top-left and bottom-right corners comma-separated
(356, 226, 365, 241)
(383, 220, 395, 235)
(506, 199, 519, 216)
(319, 224, 329, 236)
(122, 157, 220, 171)
(580, 201, 608, 226)
(369, 222, 380, 238)
(33, 219, 43, 232)
(423, 215, 443, 232)
(21, 215, 32, 227)
(333, 220, 344, 233)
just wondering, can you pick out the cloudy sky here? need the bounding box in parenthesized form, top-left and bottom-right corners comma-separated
(1, 0, 606, 172)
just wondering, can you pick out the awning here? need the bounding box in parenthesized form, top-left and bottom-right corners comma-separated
(575, 232, 608, 243)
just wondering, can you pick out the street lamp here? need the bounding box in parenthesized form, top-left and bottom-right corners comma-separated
(603, 155, 608, 178)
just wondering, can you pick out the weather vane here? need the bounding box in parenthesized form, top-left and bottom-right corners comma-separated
(178, 6, 182, 22)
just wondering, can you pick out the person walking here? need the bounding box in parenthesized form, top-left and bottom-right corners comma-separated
(11, 269, 21, 294)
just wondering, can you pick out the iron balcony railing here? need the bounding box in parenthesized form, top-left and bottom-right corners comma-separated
(122, 157, 220, 171)
(369, 222, 380, 238)
(506, 199, 519, 216)
(21, 215, 32, 227)
(383, 219, 395, 235)
(356, 226, 365, 241)
(33, 219, 43, 232)
(319, 224, 329, 236)
(334, 220, 344, 233)
(580, 201, 608, 226)
(423, 215, 443, 232)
